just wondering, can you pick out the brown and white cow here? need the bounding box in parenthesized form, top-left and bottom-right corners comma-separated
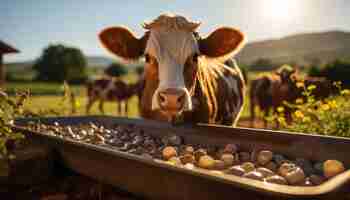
(250, 66, 298, 127)
(86, 77, 145, 115)
(99, 14, 246, 126)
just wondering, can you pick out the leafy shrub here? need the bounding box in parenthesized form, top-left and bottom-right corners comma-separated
(104, 62, 128, 77)
(269, 82, 350, 137)
(322, 59, 350, 87)
(0, 92, 26, 157)
(33, 44, 88, 83)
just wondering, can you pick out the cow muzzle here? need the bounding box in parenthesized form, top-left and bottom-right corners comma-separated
(155, 88, 192, 117)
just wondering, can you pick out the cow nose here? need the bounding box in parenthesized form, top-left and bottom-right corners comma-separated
(158, 88, 186, 111)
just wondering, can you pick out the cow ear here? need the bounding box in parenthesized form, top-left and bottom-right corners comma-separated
(199, 27, 245, 58)
(99, 27, 147, 60)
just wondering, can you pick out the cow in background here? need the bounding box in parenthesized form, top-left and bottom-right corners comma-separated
(250, 65, 298, 127)
(86, 76, 144, 115)
(99, 14, 246, 125)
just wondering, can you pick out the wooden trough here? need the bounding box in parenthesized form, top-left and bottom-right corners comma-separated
(14, 116, 350, 200)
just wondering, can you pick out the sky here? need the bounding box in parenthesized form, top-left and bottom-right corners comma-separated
(1, 0, 350, 63)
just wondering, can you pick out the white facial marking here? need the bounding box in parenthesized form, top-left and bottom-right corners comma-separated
(146, 27, 199, 111)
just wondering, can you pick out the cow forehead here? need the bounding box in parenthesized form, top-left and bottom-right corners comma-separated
(145, 28, 199, 65)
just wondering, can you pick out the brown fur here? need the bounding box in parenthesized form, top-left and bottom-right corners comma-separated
(99, 14, 246, 125)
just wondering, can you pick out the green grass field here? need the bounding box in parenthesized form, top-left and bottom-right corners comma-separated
(6, 80, 251, 120)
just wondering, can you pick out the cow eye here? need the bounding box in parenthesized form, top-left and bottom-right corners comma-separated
(145, 54, 151, 63)
(192, 53, 199, 63)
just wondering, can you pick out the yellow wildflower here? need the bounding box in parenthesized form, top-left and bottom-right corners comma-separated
(295, 98, 303, 104)
(277, 106, 285, 112)
(307, 84, 316, 91)
(277, 116, 286, 124)
(302, 116, 311, 123)
(296, 82, 304, 88)
(294, 110, 304, 118)
(341, 89, 350, 96)
(321, 103, 330, 111)
(328, 100, 337, 109)
(75, 101, 81, 108)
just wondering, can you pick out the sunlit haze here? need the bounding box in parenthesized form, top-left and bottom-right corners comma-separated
(1, 0, 350, 62)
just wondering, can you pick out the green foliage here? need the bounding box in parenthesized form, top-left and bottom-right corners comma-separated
(307, 65, 323, 77)
(250, 58, 276, 71)
(269, 82, 350, 137)
(0, 92, 26, 157)
(104, 62, 128, 77)
(322, 59, 350, 87)
(33, 44, 88, 83)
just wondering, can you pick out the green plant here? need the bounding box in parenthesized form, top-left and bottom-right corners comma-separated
(0, 91, 26, 157)
(268, 81, 350, 137)
(33, 44, 88, 83)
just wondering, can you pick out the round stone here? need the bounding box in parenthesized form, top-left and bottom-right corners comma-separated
(257, 150, 273, 166)
(214, 160, 226, 170)
(162, 146, 178, 160)
(183, 146, 195, 155)
(194, 149, 207, 161)
(225, 165, 245, 176)
(241, 162, 255, 173)
(278, 163, 296, 177)
(285, 167, 306, 185)
(223, 144, 238, 154)
(180, 154, 196, 165)
(256, 167, 275, 178)
(168, 157, 182, 166)
(243, 171, 264, 181)
(198, 155, 216, 169)
(221, 154, 235, 167)
(323, 160, 345, 178)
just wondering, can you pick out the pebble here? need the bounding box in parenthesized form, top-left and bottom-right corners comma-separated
(285, 167, 305, 185)
(323, 160, 345, 178)
(162, 146, 178, 160)
(256, 167, 275, 178)
(198, 155, 216, 169)
(220, 154, 236, 167)
(257, 150, 273, 166)
(241, 162, 255, 173)
(243, 171, 264, 181)
(225, 165, 246, 176)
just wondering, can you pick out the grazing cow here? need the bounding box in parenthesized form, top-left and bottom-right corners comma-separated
(86, 77, 144, 115)
(302, 76, 337, 99)
(250, 66, 298, 127)
(99, 14, 246, 126)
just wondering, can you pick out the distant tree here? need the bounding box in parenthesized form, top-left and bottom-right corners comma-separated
(104, 62, 128, 77)
(323, 59, 350, 87)
(250, 58, 275, 71)
(307, 65, 323, 77)
(33, 44, 87, 83)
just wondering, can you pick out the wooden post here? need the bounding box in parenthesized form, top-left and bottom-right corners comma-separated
(0, 54, 4, 87)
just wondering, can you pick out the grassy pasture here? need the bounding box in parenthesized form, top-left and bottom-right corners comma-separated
(5, 78, 252, 120)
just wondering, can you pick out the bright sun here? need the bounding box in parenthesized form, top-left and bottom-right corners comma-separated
(260, 0, 299, 21)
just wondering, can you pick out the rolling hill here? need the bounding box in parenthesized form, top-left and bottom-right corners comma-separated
(236, 30, 350, 67)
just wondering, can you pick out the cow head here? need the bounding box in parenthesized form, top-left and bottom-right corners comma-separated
(275, 65, 298, 84)
(99, 14, 245, 119)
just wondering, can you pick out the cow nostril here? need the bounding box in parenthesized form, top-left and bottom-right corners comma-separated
(177, 94, 185, 104)
(159, 92, 166, 103)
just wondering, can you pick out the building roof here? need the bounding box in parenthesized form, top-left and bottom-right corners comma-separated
(0, 41, 19, 54)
